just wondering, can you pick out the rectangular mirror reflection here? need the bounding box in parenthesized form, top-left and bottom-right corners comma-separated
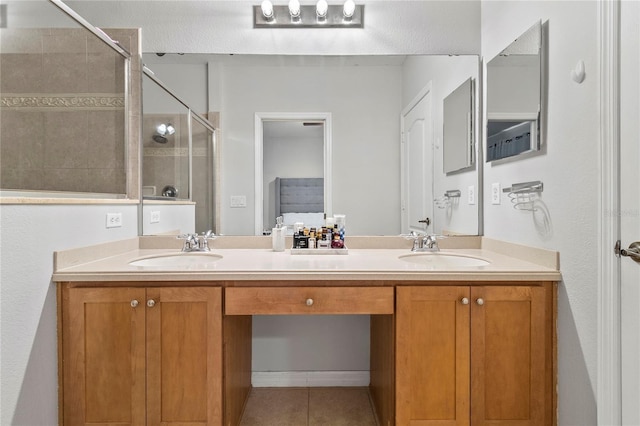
(486, 21, 545, 163)
(443, 77, 475, 174)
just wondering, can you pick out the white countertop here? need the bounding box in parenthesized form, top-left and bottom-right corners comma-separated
(53, 237, 561, 283)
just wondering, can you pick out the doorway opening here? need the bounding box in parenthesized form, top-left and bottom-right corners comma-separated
(254, 112, 332, 235)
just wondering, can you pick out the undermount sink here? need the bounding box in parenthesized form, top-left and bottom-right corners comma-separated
(398, 252, 490, 267)
(129, 252, 223, 268)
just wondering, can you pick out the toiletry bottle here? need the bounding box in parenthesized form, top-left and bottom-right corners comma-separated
(331, 232, 344, 249)
(272, 216, 285, 252)
(334, 214, 346, 241)
(309, 228, 316, 249)
(325, 216, 335, 229)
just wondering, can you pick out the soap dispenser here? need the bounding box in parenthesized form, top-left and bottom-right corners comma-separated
(272, 216, 286, 252)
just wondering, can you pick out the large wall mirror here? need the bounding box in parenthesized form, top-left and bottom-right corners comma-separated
(142, 54, 482, 237)
(486, 21, 545, 163)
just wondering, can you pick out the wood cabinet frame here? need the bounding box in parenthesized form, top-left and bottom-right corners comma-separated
(58, 280, 556, 426)
(395, 281, 557, 426)
(58, 283, 222, 426)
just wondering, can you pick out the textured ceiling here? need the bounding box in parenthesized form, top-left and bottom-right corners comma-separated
(65, 0, 481, 55)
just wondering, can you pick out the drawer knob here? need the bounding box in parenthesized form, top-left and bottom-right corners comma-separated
(476, 298, 484, 306)
(131, 299, 139, 308)
(461, 297, 469, 305)
(306, 298, 314, 306)
(147, 299, 156, 308)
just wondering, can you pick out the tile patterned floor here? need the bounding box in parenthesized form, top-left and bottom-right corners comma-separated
(239, 387, 379, 426)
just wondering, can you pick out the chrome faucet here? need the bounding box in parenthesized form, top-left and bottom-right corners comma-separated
(406, 231, 440, 252)
(178, 230, 216, 252)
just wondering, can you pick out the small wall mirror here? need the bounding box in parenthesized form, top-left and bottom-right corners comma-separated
(486, 21, 545, 163)
(443, 77, 475, 173)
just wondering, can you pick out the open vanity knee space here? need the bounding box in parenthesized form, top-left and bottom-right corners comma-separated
(54, 237, 560, 426)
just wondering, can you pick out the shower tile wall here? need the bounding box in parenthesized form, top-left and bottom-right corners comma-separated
(0, 28, 128, 194)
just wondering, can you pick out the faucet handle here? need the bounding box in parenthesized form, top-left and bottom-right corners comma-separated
(177, 233, 199, 251)
(199, 230, 215, 251)
(177, 233, 198, 241)
(423, 234, 440, 250)
(401, 231, 422, 239)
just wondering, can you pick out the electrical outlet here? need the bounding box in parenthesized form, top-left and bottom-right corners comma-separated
(491, 182, 501, 205)
(467, 185, 475, 205)
(230, 195, 247, 208)
(150, 210, 161, 224)
(106, 212, 122, 228)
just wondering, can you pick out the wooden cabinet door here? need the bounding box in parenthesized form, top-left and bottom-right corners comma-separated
(470, 286, 546, 426)
(396, 286, 471, 426)
(146, 287, 223, 426)
(62, 287, 146, 426)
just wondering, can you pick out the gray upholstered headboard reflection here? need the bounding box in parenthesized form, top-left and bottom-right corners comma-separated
(274, 177, 324, 217)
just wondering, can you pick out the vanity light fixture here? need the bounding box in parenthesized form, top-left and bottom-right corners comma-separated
(261, 0, 274, 21)
(254, 0, 364, 28)
(343, 0, 355, 19)
(316, 0, 328, 19)
(288, 0, 301, 20)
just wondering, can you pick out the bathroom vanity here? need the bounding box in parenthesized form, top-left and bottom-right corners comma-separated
(54, 236, 559, 426)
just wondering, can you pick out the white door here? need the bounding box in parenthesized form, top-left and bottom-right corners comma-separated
(620, 1, 640, 423)
(401, 85, 434, 234)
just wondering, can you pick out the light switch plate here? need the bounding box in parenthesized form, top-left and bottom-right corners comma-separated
(150, 210, 161, 224)
(230, 195, 247, 208)
(467, 185, 475, 205)
(491, 182, 501, 205)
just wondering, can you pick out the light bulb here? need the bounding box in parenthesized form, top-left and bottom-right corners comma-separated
(316, 0, 328, 18)
(343, 0, 355, 18)
(157, 123, 167, 135)
(288, 0, 301, 18)
(165, 124, 175, 136)
(261, 0, 274, 20)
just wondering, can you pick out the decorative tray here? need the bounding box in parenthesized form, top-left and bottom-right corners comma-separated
(290, 247, 349, 255)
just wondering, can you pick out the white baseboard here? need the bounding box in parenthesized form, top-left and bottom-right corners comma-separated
(251, 371, 370, 388)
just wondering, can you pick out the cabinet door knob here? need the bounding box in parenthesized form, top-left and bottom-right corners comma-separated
(306, 298, 314, 306)
(476, 298, 484, 306)
(131, 299, 139, 308)
(461, 297, 469, 305)
(147, 299, 156, 308)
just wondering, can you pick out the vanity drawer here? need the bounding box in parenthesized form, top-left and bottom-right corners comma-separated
(225, 286, 394, 315)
